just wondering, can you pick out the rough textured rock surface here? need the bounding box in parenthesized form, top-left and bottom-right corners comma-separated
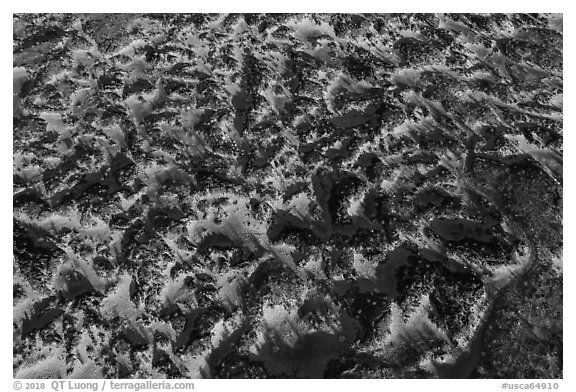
(13, 13, 562, 379)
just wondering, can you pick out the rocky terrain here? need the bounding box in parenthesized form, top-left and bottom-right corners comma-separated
(13, 13, 562, 378)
